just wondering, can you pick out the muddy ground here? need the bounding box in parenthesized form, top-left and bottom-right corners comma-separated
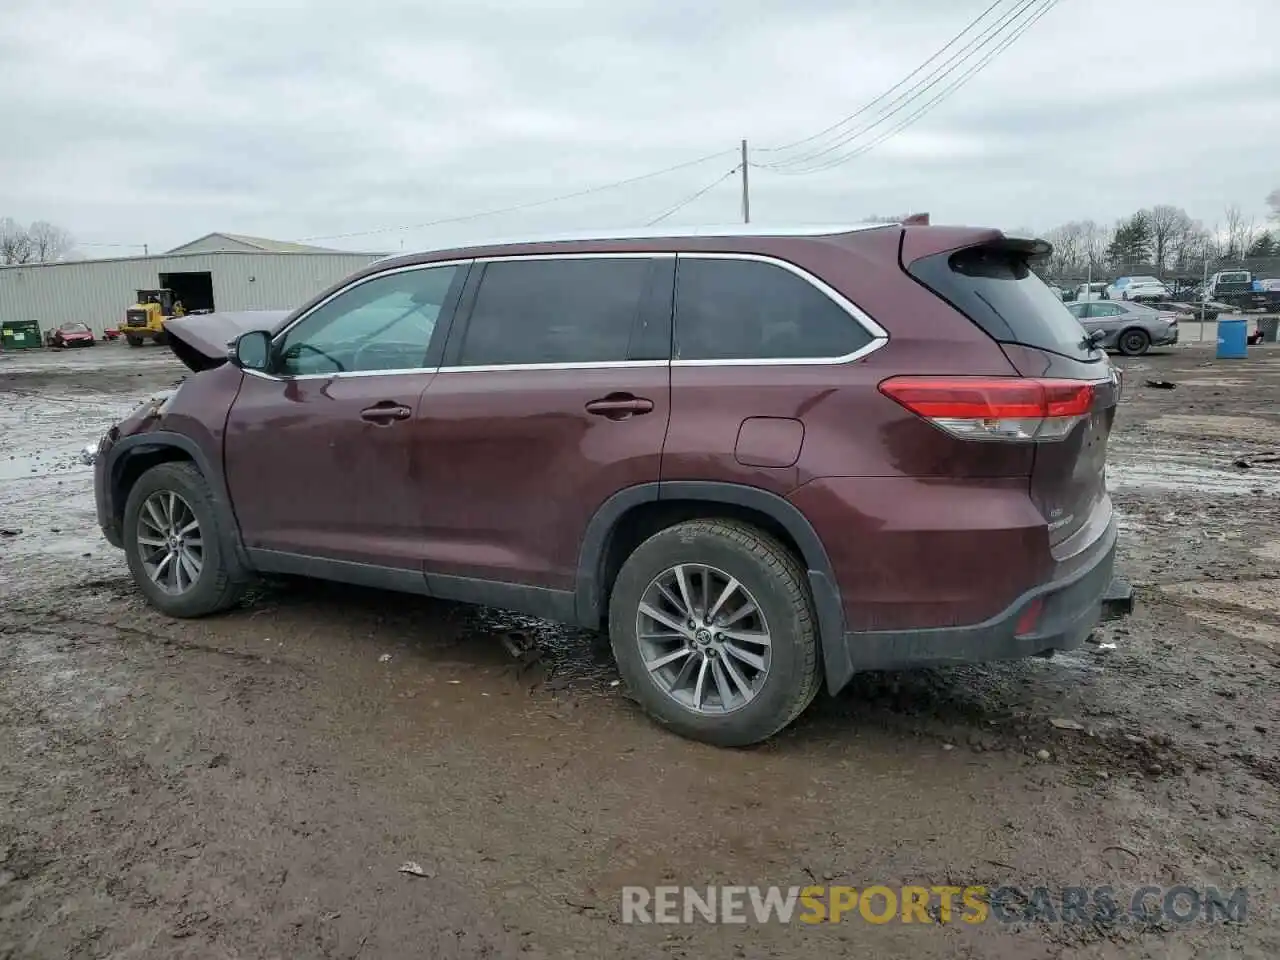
(1, 341, 1278, 959)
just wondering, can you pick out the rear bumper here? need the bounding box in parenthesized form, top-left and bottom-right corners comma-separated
(825, 517, 1125, 685)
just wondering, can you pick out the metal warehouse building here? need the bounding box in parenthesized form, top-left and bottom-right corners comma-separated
(0, 233, 382, 339)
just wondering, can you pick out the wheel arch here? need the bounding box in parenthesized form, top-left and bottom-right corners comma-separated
(108, 431, 250, 578)
(1116, 325, 1151, 354)
(575, 482, 847, 690)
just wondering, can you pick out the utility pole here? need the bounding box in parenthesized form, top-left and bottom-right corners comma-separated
(143, 244, 149, 256)
(740, 139, 750, 224)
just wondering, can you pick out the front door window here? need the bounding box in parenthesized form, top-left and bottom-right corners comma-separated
(277, 265, 463, 376)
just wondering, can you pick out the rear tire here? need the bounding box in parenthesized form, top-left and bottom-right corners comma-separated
(608, 519, 822, 747)
(122, 462, 243, 617)
(1118, 328, 1151, 356)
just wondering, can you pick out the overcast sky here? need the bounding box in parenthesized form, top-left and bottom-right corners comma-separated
(2, 0, 1277, 255)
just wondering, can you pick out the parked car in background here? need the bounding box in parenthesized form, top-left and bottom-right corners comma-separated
(47, 321, 96, 348)
(1105, 276, 1170, 302)
(1065, 300, 1178, 355)
(1073, 282, 1109, 302)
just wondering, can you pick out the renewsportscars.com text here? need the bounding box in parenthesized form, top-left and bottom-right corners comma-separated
(620, 885, 1248, 926)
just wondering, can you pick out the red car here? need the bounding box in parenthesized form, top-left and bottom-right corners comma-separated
(49, 321, 96, 348)
(91, 223, 1132, 746)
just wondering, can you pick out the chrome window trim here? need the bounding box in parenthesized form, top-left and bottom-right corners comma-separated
(243, 366, 435, 382)
(471, 252, 675, 263)
(247, 250, 888, 381)
(437, 359, 668, 375)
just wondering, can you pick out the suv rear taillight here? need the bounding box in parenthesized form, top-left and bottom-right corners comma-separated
(878, 377, 1094, 442)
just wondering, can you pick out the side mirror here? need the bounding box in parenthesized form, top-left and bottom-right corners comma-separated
(231, 329, 272, 371)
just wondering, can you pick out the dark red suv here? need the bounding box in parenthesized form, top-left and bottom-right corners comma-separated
(93, 223, 1130, 746)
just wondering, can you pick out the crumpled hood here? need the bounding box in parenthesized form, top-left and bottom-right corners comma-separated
(163, 310, 290, 372)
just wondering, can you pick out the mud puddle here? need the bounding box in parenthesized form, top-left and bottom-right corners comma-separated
(1106, 455, 1277, 494)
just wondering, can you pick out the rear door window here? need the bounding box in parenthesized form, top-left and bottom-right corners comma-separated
(909, 244, 1098, 361)
(455, 257, 654, 366)
(673, 256, 873, 361)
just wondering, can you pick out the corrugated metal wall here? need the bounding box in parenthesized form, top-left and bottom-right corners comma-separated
(0, 251, 381, 338)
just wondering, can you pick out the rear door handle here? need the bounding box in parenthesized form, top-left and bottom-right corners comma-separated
(360, 402, 412, 424)
(585, 394, 655, 420)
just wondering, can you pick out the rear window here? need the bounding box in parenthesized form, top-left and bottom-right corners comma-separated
(910, 245, 1097, 361)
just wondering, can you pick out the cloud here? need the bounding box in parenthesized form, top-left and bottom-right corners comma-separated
(1, 0, 1277, 254)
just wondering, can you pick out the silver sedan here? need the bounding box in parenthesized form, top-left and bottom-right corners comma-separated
(1065, 300, 1178, 356)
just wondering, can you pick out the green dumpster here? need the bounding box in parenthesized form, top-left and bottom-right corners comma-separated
(1, 319, 43, 350)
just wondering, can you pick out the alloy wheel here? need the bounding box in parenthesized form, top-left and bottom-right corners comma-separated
(136, 491, 204, 595)
(635, 563, 772, 715)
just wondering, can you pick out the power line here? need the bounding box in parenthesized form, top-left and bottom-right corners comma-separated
(753, 0, 1005, 158)
(646, 167, 741, 226)
(758, 0, 1048, 172)
(293, 148, 737, 243)
(757, 0, 1060, 175)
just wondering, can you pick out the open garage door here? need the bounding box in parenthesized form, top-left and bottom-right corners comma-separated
(159, 272, 215, 314)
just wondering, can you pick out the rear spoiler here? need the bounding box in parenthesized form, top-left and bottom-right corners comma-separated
(900, 227, 1051, 266)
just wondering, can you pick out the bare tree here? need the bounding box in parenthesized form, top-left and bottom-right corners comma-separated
(1043, 222, 1083, 277)
(0, 218, 76, 264)
(1145, 205, 1193, 275)
(26, 221, 74, 262)
(1080, 220, 1108, 273)
(1268, 188, 1280, 222)
(0, 217, 33, 264)
(1222, 204, 1257, 261)
(1171, 219, 1213, 273)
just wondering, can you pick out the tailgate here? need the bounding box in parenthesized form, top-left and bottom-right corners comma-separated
(903, 233, 1117, 548)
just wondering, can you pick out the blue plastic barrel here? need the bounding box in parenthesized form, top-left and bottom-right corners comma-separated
(1216, 318, 1247, 359)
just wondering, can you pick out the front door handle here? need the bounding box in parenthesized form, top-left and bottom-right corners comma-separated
(360, 402, 412, 425)
(585, 394, 655, 420)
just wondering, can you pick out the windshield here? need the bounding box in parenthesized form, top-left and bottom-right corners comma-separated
(60, 322, 90, 333)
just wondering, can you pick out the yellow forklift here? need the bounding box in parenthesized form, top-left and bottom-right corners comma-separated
(122, 289, 185, 347)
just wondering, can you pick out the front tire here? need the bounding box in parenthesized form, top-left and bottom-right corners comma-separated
(122, 462, 243, 617)
(608, 519, 822, 747)
(126, 335, 143, 347)
(1118, 328, 1151, 356)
